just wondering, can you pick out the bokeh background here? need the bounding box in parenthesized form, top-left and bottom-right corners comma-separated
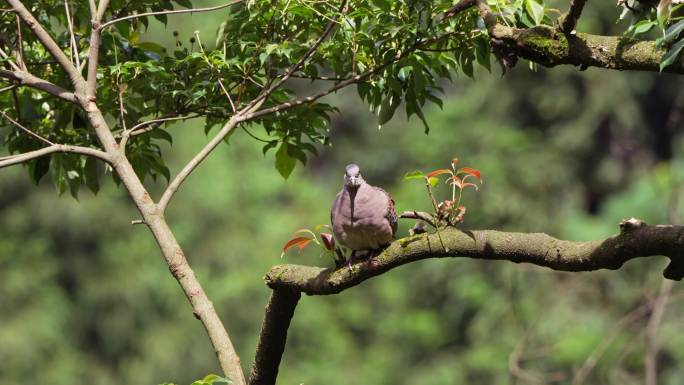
(2, 2, 684, 384)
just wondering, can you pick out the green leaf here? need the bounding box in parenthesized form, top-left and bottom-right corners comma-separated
(215, 21, 227, 47)
(51, 155, 67, 196)
(28, 156, 51, 184)
(262, 141, 278, 155)
(474, 36, 491, 71)
(658, 0, 672, 29)
(525, 0, 545, 26)
(275, 142, 296, 179)
(378, 92, 401, 126)
(663, 19, 684, 45)
(404, 170, 425, 180)
(150, 129, 173, 144)
(414, 104, 431, 134)
(660, 38, 684, 71)
(84, 157, 100, 194)
(626, 19, 657, 38)
(191, 374, 231, 385)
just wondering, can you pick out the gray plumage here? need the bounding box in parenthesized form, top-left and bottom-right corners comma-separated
(331, 164, 398, 251)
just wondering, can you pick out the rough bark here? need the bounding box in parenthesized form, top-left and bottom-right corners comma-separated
(265, 220, 684, 296)
(248, 290, 301, 385)
(5, 2, 247, 382)
(489, 24, 684, 73)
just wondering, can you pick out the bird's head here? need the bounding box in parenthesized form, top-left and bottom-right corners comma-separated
(344, 163, 365, 189)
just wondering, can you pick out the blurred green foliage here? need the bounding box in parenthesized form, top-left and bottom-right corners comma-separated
(2, 2, 684, 385)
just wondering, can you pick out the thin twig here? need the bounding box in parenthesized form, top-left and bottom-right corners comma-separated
(15, 15, 26, 70)
(0, 46, 21, 72)
(644, 279, 674, 385)
(289, 73, 350, 81)
(508, 337, 545, 384)
(0, 144, 111, 168)
(64, 0, 81, 69)
(644, 160, 682, 385)
(241, 126, 270, 143)
(0, 110, 54, 145)
(126, 113, 202, 137)
(0, 69, 78, 103)
(560, 0, 588, 34)
(0, 84, 18, 94)
(240, 0, 349, 114)
(116, 86, 130, 146)
(399, 211, 436, 227)
(193, 32, 236, 113)
(7, 0, 84, 89)
(572, 298, 651, 385)
(239, 33, 446, 122)
(99, 0, 244, 30)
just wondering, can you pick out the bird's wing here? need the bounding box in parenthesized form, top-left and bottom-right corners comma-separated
(331, 190, 343, 225)
(373, 186, 398, 237)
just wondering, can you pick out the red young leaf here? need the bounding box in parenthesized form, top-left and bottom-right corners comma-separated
(297, 239, 313, 250)
(457, 167, 482, 181)
(448, 175, 463, 189)
(320, 232, 335, 251)
(426, 169, 452, 178)
(282, 236, 312, 252)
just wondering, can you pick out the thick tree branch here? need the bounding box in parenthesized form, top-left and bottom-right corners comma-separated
(560, 0, 589, 33)
(248, 289, 301, 385)
(487, 23, 684, 73)
(475, 1, 684, 73)
(0, 69, 78, 103)
(82, 103, 246, 383)
(7, 0, 84, 90)
(265, 219, 684, 296)
(443, 0, 477, 19)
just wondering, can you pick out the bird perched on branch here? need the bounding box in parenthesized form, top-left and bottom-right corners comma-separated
(331, 164, 397, 266)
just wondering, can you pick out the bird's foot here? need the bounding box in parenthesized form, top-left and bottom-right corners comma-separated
(347, 250, 358, 272)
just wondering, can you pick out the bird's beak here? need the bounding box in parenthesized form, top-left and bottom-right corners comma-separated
(349, 176, 360, 187)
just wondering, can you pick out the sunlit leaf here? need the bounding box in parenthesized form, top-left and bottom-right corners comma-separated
(457, 167, 482, 182)
(525, 0, 545, 26)
(426, 169, 451, 178)
(281, 236, 313, 257)
(275, 142, 296, 179)
(662, 19, 684, 45)
(660, 39, 684, 71)
(404, 171, 425, 180)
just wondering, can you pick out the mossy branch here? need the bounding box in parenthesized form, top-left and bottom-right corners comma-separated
(487, 24, 684, 73)
(265, 219, 684, 296)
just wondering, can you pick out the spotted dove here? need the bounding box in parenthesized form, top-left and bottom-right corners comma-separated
(331, 164, 398, 252)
